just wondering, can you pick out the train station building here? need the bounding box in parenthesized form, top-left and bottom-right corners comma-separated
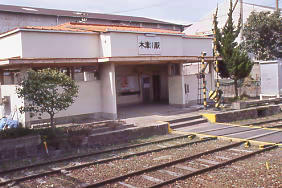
(0, 22, 215, 126)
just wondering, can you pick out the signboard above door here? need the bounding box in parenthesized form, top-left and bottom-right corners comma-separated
(138, 36, 161, 55)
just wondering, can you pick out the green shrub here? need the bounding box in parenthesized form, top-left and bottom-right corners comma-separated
(0, 127, 35, 139)
(0, 127, 65, 140)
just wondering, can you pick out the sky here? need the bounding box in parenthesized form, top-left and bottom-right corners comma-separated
(0, 0, 280, 24)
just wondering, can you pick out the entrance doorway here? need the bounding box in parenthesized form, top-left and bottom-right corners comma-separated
(142, 76, 151, 103)
(153, 75, 161, 102)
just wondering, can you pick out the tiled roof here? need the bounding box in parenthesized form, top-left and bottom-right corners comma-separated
(1, 23, 212, 39)
(0, 4, 179, 25)
(22, 22, 184, 35)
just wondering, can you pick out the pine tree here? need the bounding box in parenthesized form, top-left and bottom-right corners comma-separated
(213, 0, 253, 98)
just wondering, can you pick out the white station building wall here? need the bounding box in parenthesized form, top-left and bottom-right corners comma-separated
(0, 29, 214, 125)
(182, 38, 213, 56)
(108, 32, 212, 57)
(0, 32, 22, 59)
(25, 80, 103, 125)
(0, 31, 213, 59)
(21, 31, 100, 58)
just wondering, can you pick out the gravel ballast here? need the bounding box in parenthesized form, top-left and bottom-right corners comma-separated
(166, 147, 281, 188)
(19, 139, 230, 187)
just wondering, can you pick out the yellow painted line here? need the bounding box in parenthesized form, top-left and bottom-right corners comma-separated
(172, 130, 281, 147)
(276, 143, 282, 147)
(201, 113, 216, 123)
(201, 112, 282, 131)
(165, 120, 281, 147)
(216, 135, 282, 148)
(216, 122, 282, 131)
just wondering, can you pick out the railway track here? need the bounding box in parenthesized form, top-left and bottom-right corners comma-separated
(3, 138, 278, 188)
(0, 134, 197, 176)
(0, 135, 213, 187)
(1, 129, 279, 188)
(84, 142, 277, 188)
(242, 118, 282, 128)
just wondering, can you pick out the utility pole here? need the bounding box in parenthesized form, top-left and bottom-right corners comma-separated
(240, 0, 243, 40)
(240, 0, 243, 21)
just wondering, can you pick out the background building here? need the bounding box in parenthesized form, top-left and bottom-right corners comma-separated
(184, 0, 280, 98)
(0, 4, 184, 34)
(184, 0, 279, 36)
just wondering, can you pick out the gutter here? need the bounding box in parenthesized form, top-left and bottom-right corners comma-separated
(182, 35, 213, 39)
(105, 29, 212, 39)
(0, 27, 212, 40)
(105, 29, 185, 36)
(0, 28, 99, 38)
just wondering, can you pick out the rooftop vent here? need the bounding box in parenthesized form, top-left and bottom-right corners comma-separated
(22, 7, 38, 11)
(74, 12, 84, 15)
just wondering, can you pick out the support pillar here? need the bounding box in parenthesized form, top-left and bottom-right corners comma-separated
(100, 63, 117, 119)
(168, 63, 186, 108)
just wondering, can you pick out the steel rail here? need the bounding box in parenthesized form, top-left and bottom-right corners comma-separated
(243, 118, 282, 126)
(150, 145, 278, 188)
(0, 134, 190, 175)
(65, 137, 216, 171)
(82, 141, 245, 188)
(0, 136, 214, 186)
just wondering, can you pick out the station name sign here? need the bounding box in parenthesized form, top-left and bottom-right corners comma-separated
(138, 36, 161, 55)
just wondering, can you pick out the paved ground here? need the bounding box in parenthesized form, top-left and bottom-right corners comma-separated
(118, 104, 202, 126)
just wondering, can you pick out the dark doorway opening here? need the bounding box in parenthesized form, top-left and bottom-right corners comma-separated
(142, 76, 151, 103)
(153, 75, 161, 102)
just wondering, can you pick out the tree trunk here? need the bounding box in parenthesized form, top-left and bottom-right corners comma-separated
(50, 113, 55, 130)
(234, 79, 239, 99)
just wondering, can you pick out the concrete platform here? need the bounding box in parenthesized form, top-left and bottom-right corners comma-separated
(117, 103, 282, 145)
(118, 104, 202, 126)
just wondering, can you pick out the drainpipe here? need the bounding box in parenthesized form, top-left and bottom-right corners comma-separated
(56, 16, 59, 25)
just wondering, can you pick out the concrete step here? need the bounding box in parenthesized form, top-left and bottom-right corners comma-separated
(170, 118, 208, 129)
(167, 115, 203, 124)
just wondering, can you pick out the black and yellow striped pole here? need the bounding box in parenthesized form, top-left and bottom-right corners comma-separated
(214, 52, 221, 108)
(213, 30, 220, 92)
(201, 52, 207, 109)
(213, 20, 221, 109)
